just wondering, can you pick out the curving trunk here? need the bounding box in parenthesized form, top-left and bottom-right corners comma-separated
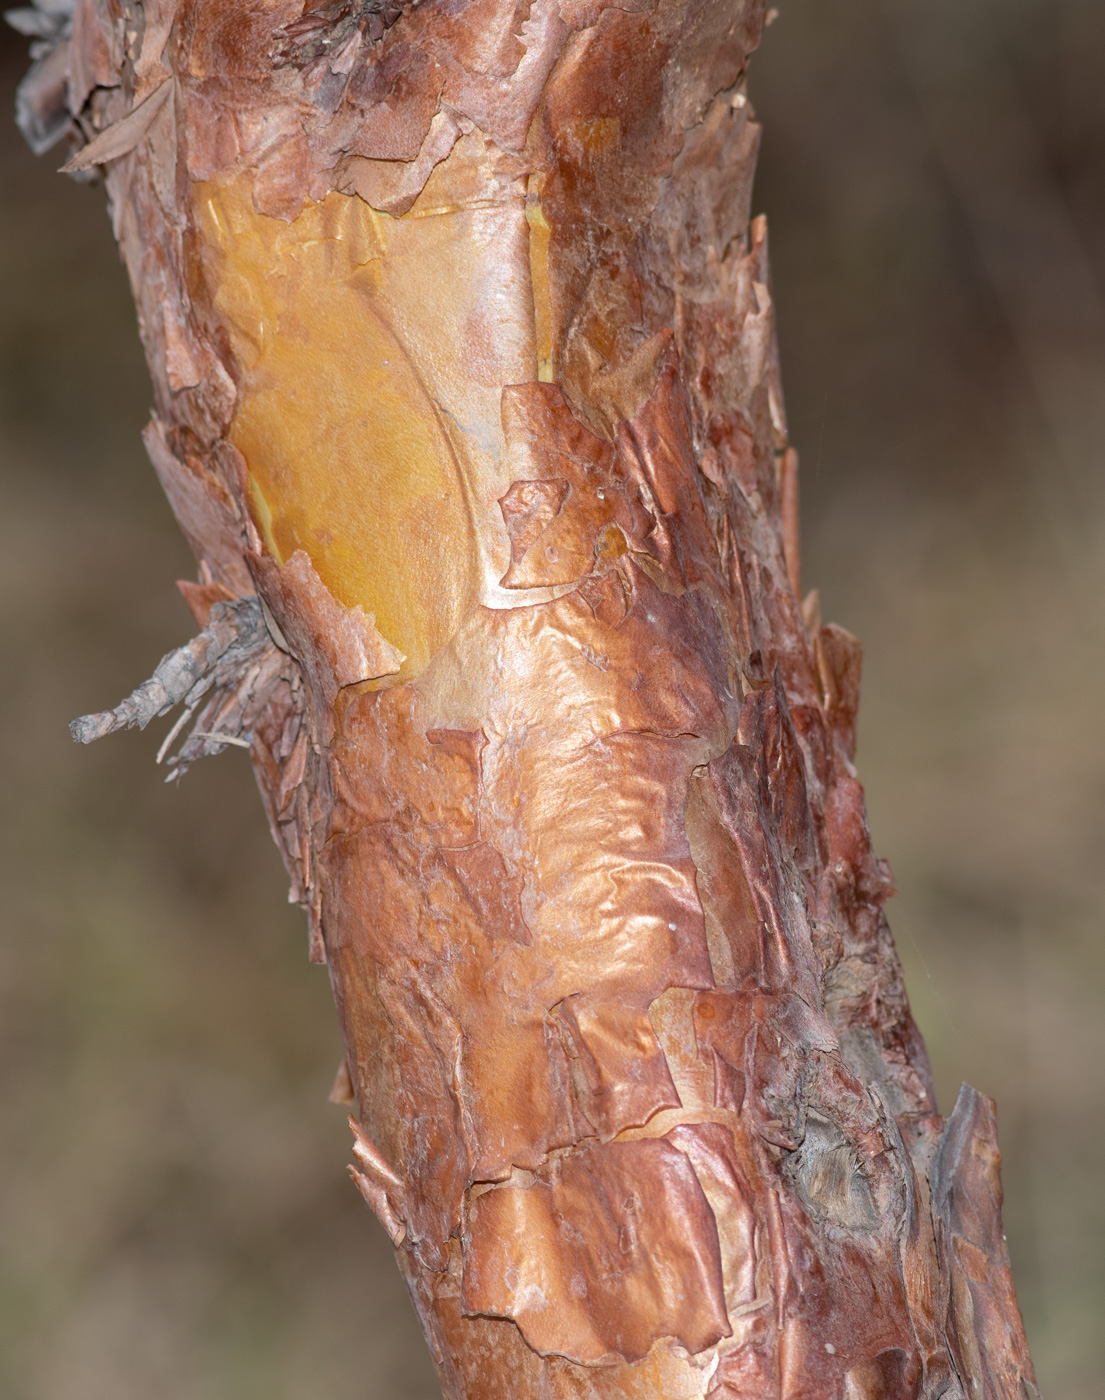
(16, 0, 1037, 1395)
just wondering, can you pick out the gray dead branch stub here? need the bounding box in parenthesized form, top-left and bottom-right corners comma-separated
(69, 597, 296, 779)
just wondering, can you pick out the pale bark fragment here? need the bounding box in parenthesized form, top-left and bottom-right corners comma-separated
(58, 74, 170, 171)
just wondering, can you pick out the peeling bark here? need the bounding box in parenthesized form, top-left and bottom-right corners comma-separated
(15, 0, 1038, 1395)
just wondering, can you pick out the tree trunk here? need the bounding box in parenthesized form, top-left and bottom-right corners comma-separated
(17, 0, 1037, 1395)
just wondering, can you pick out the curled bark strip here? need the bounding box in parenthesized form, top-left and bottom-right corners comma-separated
(8, 0, 76, 154)
(931, 1086, 1039, 1400)
(348, 1114, 409, 1245)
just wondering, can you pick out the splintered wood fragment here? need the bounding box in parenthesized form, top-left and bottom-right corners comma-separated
(20, 0, 1037, 1396)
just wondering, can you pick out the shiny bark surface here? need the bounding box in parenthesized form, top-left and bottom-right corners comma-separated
(18, 0, 1037, 1394)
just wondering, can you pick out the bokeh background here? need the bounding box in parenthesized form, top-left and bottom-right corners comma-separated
(2, 0, 1103, 1395)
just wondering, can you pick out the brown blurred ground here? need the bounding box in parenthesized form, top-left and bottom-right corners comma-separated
(2, 3, 1102, 1397)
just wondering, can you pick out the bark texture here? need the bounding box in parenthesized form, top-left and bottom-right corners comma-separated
(16, 0, 1037, 1395)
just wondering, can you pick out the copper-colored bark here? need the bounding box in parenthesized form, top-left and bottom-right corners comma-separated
(17, 0, 1038, 1395)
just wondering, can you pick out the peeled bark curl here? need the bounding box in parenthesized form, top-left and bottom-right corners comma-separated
(17, 0, 1038, 1394)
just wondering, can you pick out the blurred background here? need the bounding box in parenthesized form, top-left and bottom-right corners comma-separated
(1, 0, 1102, 1395)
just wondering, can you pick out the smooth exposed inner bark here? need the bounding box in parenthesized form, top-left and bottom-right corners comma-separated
(17, 0, 1038, 1394)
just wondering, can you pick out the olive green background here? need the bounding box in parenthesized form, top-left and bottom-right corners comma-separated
(2, 2, 1103, 1396)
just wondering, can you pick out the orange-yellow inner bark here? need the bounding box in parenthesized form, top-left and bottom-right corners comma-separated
(194, 176, 484, 677)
